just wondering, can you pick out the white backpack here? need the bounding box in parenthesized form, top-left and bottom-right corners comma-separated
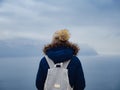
(44, 55, 73, 90)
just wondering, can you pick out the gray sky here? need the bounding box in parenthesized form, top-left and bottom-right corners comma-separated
(0, 0, 120, 55)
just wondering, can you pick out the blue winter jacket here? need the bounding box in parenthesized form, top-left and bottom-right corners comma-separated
(36, 46, 85, 90)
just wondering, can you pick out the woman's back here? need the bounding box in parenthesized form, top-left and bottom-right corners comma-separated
(36, 29, 86, 90)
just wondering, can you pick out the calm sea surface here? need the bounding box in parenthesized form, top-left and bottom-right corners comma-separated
(0, 55, 120, 90)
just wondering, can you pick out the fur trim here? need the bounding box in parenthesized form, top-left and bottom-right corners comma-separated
(43, 41, 80, 55)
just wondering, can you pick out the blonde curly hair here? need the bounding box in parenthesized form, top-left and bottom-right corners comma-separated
(43, 29, 80, 55)
(53, 29, 70, 42)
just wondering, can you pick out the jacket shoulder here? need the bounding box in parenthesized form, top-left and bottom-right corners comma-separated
(71, 56, 81, 65)
(39, 57, 48, 67)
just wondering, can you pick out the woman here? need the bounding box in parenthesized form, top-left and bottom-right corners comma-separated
(36, 29, 85, 90)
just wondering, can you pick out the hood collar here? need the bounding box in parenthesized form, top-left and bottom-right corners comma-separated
(46, 46, 74, 63)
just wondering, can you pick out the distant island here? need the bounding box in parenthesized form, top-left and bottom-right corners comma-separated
(0, 38, 98, 57)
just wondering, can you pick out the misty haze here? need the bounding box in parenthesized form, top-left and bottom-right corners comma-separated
(0, 39, 120, 90)
(0, 0, 120, 90)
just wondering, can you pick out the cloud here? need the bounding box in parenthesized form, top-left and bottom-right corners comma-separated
(0, 38, 98, 57)
(69, 26, 120, 55)
(0, 0, 120, 55)
(0, 0, 68, 31)
(0, 0, 119, 29)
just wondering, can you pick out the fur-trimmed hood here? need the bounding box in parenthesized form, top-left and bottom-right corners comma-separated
(43, 42, 80, 63)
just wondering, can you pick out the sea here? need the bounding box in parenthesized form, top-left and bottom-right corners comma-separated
(0, 55, 120, 90)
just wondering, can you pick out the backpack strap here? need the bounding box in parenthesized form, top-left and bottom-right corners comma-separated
(45, 55, 71, 69)
(63, 60, 70, 68)
(45, 55, 55, 68)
